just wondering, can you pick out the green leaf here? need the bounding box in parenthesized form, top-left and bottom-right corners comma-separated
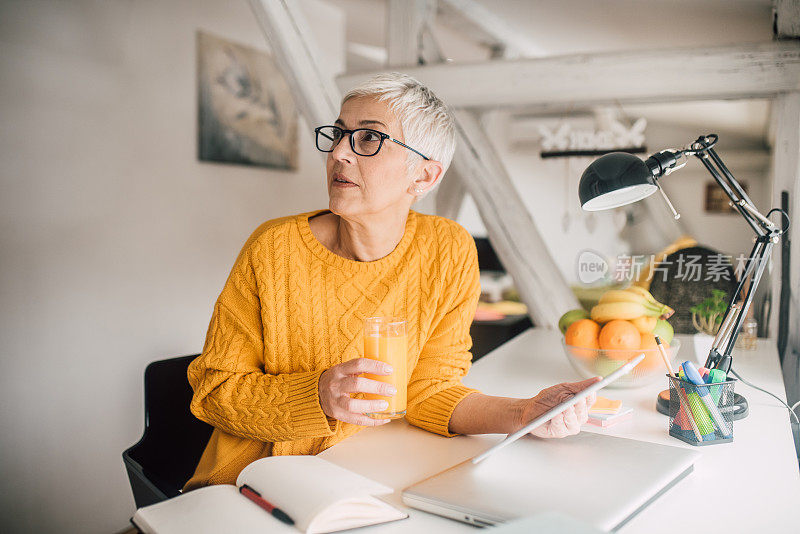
(693, 289, 730, 320)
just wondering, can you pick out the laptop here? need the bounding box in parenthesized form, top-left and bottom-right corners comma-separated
(402, 432, 700, 531)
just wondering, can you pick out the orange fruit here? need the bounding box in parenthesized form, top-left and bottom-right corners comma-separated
(638, 334, 670, 370)
(599, 320, 641, 360)
(640, 334, 669, 351)
(565, 319, 600, 348)
(630, 316, 657, 334)
(565, 319, 600, 361)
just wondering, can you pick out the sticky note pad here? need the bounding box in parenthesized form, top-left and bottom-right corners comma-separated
(590, 396, 622, 415)
(588, 408, 633, 428)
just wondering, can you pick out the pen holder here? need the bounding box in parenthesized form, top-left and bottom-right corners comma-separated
(667, 375, 736, 446)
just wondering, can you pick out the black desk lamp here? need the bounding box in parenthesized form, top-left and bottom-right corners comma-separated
(578, 134, 788, 419)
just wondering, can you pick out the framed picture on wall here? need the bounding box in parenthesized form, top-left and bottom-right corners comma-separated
(197, 31, 298, 170)
(704, 181, 748, 213)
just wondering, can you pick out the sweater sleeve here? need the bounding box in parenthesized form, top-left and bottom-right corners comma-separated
(187, 247, 338, 443)
(405, 229, 482, 437)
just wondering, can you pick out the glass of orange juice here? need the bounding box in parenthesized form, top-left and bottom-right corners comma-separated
(362, 316, 407, 420)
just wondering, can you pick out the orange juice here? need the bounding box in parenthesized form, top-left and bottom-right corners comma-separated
(363, 317, 407, 419)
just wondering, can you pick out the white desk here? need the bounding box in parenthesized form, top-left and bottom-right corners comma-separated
(320, 328, 800, 532)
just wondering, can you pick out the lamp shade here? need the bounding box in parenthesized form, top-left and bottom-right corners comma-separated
(579, 152, 658, 211)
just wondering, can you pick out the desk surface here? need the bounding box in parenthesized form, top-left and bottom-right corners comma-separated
(320, 328, 800, 532)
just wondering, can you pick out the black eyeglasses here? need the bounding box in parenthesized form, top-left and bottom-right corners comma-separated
(314, 125, 430, 160)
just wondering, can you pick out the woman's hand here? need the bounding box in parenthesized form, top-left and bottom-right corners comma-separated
(318, 358, 397, 426)
(513, 377, 602, 439)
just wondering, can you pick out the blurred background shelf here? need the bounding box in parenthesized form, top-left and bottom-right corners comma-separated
(470, 237, 534, 361)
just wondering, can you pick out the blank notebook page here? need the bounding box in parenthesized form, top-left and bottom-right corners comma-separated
(133, 485, 296, 533)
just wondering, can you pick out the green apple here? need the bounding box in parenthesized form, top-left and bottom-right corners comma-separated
(558, 309, 591, 335)
(652, 319, 674, 344)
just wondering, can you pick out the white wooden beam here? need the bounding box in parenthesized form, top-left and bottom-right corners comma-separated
(347, 42, 387, 66)
(248, 0, 340, 128)
(434, 168, 467, 220)
(437, 0, 544, 59)
(420, 23, 446, 64)
(773, 0, 800, 39)
(338, 41, 800, 110)
(386, 0, 436, 67)
(452, 110, 580, 328)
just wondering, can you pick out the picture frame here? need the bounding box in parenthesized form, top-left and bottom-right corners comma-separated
(197, 31, 298, 170)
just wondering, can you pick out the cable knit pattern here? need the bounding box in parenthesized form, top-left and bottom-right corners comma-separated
(183, 209, 481, 491)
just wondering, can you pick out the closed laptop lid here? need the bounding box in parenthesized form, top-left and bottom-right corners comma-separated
(402, 432, 700, 531)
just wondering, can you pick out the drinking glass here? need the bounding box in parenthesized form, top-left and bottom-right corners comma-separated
(362, 317, 407, 419)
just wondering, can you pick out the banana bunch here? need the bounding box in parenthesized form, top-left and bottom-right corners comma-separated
(590, 287, 675, 323)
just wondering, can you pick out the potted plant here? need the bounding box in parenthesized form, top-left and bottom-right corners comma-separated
(690, 289, 728, 361)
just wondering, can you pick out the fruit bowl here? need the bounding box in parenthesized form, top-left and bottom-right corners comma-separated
(561, 338, 682, 388)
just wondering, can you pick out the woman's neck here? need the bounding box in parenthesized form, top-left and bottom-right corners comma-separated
(310, 210, 408, 262)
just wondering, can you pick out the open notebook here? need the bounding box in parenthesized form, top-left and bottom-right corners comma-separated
(132, 455, 408, 534)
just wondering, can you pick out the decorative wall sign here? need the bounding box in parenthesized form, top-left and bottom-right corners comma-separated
(197, 31, 298, 170)
(705, 181, 748, 213)
(539, 118, 647, 158)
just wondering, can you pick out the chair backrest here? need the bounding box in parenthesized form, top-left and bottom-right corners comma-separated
(648, 246, 739, 334)
(123, 354, 213, 508)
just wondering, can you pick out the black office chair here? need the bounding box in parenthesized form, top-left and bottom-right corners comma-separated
(123, 354, 213, 509)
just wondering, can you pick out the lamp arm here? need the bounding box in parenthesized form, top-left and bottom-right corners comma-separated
(680, 137, 783, 371)
(706, 147, 760, 209)
(693, 150, 769, 237)
(704, 237, 774, 370)
(674, 135, 784, 371)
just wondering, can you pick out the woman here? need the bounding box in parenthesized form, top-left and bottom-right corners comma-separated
(184, 73, 600, 491)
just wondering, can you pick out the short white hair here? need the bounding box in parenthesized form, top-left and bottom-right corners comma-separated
(342, 72, 456, 200)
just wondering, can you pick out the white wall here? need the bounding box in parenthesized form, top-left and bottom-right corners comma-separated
(0, 0, 343, 532)
(656, 165, 771, 258)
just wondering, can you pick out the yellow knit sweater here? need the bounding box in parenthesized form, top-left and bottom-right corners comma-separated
(184, 208, 481, 491)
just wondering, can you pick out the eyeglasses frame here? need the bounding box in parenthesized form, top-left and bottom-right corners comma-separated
(314, 125, 430, 161)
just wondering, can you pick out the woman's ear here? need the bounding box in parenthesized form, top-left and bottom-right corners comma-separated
(409, 159, 444, 197)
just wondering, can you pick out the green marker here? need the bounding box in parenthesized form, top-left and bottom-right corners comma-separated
(709, 369, 727, 404)
(686, 390, 716, 439)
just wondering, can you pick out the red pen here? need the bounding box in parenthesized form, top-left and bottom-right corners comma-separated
(239, 484, 295, 525)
